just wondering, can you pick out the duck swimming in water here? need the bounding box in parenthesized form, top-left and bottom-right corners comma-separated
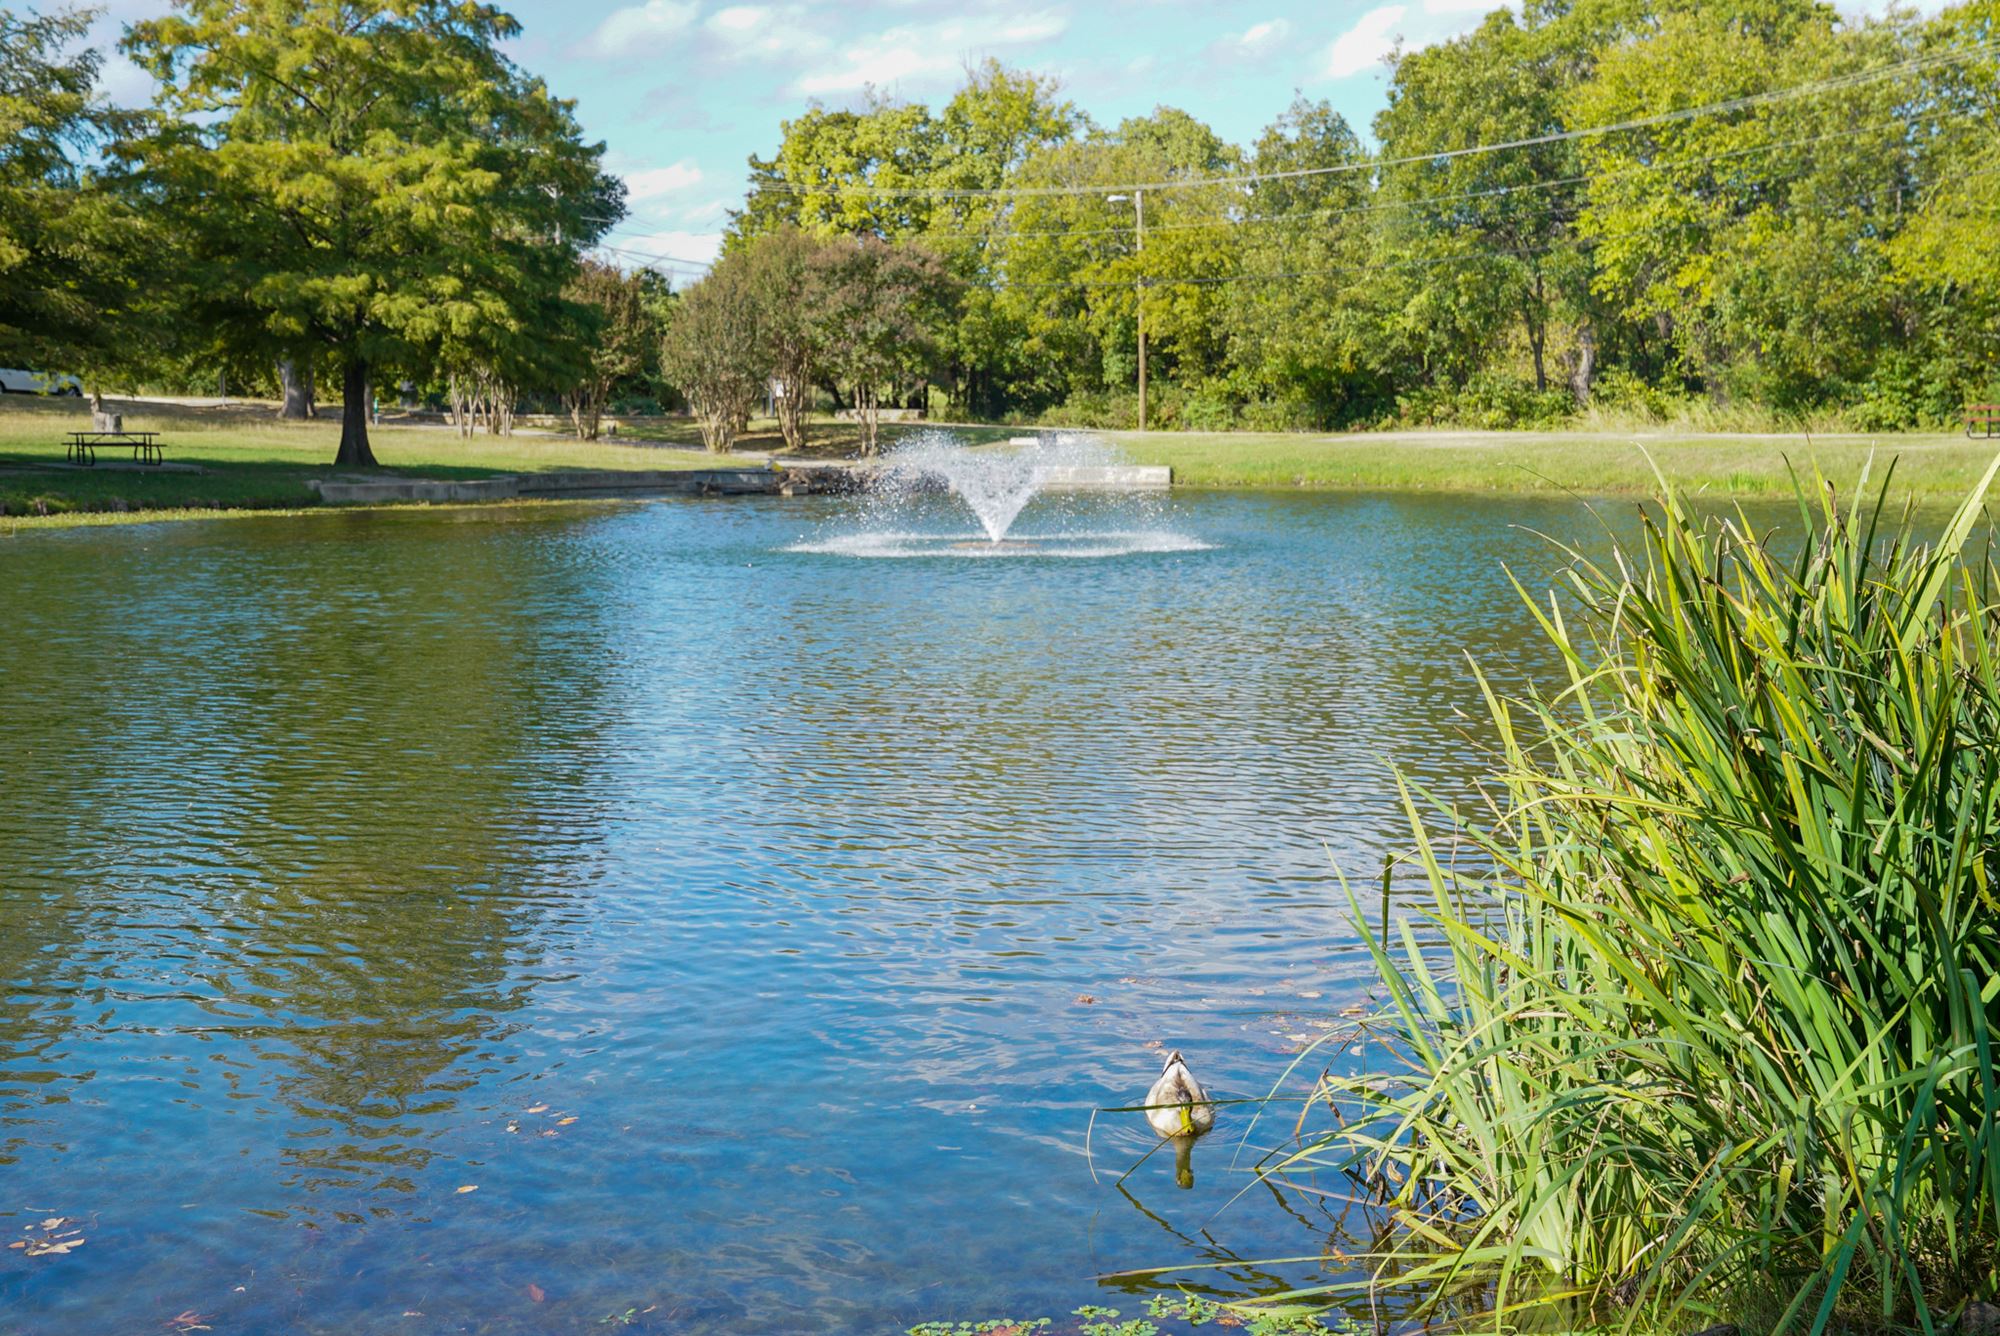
(1144, 1050, 1215, 1139)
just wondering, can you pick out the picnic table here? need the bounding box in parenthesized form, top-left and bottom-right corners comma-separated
(1968, 404, 2000, 440)
(65, 430, 164, 466)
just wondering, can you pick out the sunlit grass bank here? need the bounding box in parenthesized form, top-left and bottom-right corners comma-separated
(0, 396, 743, 520)
(1266, 458, 2000, 1331)
(1112, 427, 1988, 497)
(0, 398, 1019, 524)
(4, 395, 1989, 526)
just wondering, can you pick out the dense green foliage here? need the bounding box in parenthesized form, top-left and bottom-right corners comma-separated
(0, 0, 626, 464)
(660, 226, 956, 454)
(0, 8, 148, 389)
(560, 258, 657, 441)
(730, 3, 2000, 432)
(121, 0, 623, 463)
(658, 253, 760, 453)
(1282, 458, 2000, 1329)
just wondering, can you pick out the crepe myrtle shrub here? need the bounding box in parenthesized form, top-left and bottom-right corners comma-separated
(659, 255, 762, 454)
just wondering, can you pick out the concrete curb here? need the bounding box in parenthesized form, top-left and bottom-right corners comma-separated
(309, 462, 1173, 506)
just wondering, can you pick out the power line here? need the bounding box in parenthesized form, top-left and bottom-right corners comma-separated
(738, 39, 1997, 202)
(582, 47, 1983, 268)
(961, 168, 1923, 293)
(592, 97, 1977, 282)
(591, 241, 716, 271)
(961, 116, 1918, 244)
(592, 113, 1913, 275)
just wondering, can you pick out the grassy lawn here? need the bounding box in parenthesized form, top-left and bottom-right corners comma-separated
(1109, 426, 1997, 497)
(0, 397, 1024, 524)
(0, 396, 767, 521)
(6, 395, 1993, 527)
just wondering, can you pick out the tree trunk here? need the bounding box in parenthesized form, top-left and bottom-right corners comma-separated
(278, 358, 316, 419)
(1569, 323, 1597, 405)
(776, 360, 808, 452)
(858, 385, 880, 457)
(1524, 271, 1549, 393)
(335, 359, 377, 468)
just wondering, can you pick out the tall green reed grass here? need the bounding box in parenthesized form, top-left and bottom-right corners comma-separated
(1281, 456, 2000, 1333)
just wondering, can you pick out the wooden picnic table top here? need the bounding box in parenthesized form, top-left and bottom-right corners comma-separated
(66, 429, 161, 440)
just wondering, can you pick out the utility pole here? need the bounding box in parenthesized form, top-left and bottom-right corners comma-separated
(1109, 190, 1147, 432)
(1135, 187, 1146, 433)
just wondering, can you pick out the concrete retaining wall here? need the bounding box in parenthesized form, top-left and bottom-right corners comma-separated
(311, 469, 782, 505)
(310, 462, 1172, 506)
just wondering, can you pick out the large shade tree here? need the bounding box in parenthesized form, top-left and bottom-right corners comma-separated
(125, 0, 622, 466)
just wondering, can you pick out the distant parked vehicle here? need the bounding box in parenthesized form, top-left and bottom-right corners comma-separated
(0, 368, 84, 395)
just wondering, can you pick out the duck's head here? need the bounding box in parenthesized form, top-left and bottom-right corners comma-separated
(1161, 1048, 1185, 1071)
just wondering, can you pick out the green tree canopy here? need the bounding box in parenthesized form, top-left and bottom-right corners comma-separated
(0, 6, 151, 390)
(124, 0, 622, 465)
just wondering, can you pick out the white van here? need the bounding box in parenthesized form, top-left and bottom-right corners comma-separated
(0, 369, 84, 395)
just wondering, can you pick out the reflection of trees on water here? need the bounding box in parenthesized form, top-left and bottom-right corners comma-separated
(0, 876, 88, 1168)
(0, 513, 621, 1197)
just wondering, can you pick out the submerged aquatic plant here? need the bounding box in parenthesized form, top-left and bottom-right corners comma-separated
(1273, 456, 2000, 1332)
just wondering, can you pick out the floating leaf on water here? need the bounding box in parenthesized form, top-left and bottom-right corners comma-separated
(455, 1185, 479, 1195)
(22, 1236, 85, 1256)
(38, 1218, 64, 1231)
(525, 1104, 548, 1114)
(556, 1117, 577, 1126)
(505, 1123, 519, 1134)
(1072, 994, 1096, 1005)
(527, 1283, 546, 1303)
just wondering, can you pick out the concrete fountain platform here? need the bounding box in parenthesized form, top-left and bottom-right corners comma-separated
(1028, 464, 1169, 490)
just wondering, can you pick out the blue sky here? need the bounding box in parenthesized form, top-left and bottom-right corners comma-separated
(69, 0, 1924, 276)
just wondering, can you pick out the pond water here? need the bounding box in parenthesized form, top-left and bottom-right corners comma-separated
(1, 489, 1664, 1333)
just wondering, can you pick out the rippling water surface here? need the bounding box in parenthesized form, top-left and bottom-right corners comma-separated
(2, 490, 1662, 1332)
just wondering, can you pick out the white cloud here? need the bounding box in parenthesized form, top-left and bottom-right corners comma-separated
(1421, 0, 1506, 12)
(695, 4, 831, 64)
(1202, 15, 1290, 67)
(1323, 4, 1405, 78)
(1238, 18, 1291, 52)
(796, 48, 940, 94)
(707, 6, 766, 33)
(94, 53, 158, 108)
(792, 9, 1068, 96)
(585, 0, 697, 57)
(680, 198, 734, 224)
(623, 160, 704, 201)
(601, 228, 724, 279)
